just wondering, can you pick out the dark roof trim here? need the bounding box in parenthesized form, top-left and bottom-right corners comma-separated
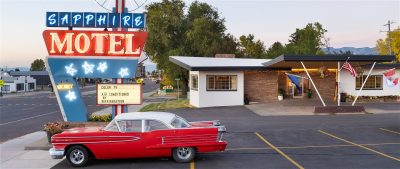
(263, 55, 396, 67)
(191, 67, 290, 71)
(362, 63, 400, 69)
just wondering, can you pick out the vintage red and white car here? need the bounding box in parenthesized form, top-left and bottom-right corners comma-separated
(49, 112, 227, 167)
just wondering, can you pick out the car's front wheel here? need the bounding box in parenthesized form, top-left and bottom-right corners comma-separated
(172, 147, 195, 163)
(66, 145, 89, 167)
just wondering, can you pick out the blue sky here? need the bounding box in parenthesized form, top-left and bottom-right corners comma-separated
(0, 0, 399, 67)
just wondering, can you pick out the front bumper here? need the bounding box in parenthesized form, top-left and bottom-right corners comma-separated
(49, 148, 64, 159)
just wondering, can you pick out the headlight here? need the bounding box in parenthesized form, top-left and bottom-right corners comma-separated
(217, 126, 226, 141)
(213, 120, 221, 126)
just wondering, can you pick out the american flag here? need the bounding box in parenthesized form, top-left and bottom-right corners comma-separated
(341, 62, 358, 77)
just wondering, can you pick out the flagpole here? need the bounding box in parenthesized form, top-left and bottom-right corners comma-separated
(338, 57, 351, 72)
(301, 61, 326, 107)
(352, 62, 376, 106)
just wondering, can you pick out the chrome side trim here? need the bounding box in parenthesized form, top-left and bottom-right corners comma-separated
(53, 137, 141, 145)
(54, 136, 139, 139)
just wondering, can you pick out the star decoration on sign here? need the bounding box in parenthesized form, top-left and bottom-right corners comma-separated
(97, 62, 108, 73)
(65, 90, 77, 101)
(65, 64, 77, 76)
(82, 61, 95, 74)
(118, 68, 129, 78)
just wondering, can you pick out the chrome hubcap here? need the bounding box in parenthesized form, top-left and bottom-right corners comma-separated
(70, 149, 84, 165)
(177, 147, 191, 159)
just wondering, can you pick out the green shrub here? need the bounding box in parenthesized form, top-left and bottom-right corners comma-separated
(88, 114, 112, 122)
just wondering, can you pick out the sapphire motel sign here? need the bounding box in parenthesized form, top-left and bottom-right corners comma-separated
(46, 12, 145, 28)
(44, 11, 147, 122)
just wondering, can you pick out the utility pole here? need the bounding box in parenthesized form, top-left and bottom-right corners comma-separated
(382, 20, 395, 55)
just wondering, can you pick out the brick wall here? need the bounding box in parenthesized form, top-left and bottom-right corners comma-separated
(244, 70, 336, 103)
(289, 71, 336, 100)
(244, 70, 278, 102)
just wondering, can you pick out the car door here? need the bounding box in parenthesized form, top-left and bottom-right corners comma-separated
(108, 120, 147, 158)
(142, 120, 174, 157)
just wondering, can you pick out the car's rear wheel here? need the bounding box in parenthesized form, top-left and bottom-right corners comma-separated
(66, 145, 89, 167)
(172, 147, 195, 163)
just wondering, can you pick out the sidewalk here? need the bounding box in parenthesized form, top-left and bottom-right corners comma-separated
(0, 131, 62, 169)
(246, 99, 400, 116)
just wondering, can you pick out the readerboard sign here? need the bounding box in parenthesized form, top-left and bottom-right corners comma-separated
(46, 12, 145, 28)
(43, 30, 147, 57)
(97, 84, 142, 105)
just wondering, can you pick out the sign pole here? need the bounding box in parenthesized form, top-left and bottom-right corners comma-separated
(112, 0, 126, 118)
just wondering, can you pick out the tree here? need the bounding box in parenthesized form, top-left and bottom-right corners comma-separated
(286, 22, 327, 55)
(375, 28, 400, 62)
(30, 59, 46, 71)
(145, 0, 238, 92)
(237, 34, 265, 58)
(265, 42, 285, 59)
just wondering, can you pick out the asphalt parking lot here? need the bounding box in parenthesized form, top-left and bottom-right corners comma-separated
(51, 106, 400, 169)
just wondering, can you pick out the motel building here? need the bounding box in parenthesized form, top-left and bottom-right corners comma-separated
(169, 55, 399, 108)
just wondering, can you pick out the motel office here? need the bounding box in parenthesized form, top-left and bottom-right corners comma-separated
(170, 55, 399, 108)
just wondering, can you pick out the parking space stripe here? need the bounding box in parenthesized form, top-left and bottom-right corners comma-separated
(226, 142, 400, 151)
(318, 130, 400, 162)
(379, 128, 400, 135)
(190, 160, 195, 169)
(255, 132, 305, 169)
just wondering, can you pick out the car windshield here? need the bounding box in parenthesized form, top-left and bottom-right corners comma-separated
(171, 116, 190, 128)
(103, 120, 119, 131)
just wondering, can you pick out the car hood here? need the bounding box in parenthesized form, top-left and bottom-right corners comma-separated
(62, 127, 102, 134)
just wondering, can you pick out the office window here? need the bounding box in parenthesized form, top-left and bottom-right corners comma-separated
(28, 83, 35, 90)
(16, 83, 24, 91)
(190, 74, 198, 90)
(2, 85, 10, 91)
(207, 75, 237, 91)
(356, 75, 383, 90)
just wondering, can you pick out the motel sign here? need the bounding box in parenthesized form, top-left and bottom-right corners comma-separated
(43, 30, 147, 56)
(46, 12, 145, 28)
(45, 9, 147, 122)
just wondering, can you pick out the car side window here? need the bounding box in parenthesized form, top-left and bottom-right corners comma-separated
(145, 120, 169, 132)
(117, 120, 142, 132)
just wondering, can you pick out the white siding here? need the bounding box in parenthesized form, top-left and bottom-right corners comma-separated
(188, 71, 244, 107)
(340, 69, 400, 96)
(189, 71, 200, 107)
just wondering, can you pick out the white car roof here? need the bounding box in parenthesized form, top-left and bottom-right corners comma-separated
(114, 112, 177, 124)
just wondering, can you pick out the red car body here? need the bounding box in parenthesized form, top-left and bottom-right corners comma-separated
(49, 112, 227, 166)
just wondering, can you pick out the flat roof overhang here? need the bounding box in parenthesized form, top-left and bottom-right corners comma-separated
(169, 56, 291, 71)
(263, 55, 396, 69)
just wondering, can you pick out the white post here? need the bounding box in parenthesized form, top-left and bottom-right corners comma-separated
(352, 62, 376, 106)
(337, 61, 340, 106)
(301, 61, 326, 107)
